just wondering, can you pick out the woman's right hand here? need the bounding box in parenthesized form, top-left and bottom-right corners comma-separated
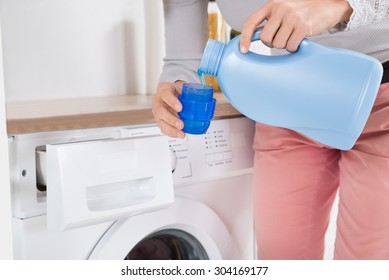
(152, 81, 186, 139)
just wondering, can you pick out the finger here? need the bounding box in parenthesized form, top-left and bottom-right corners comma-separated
(157, 119, 185, 139)
(271, 20, 294, 49)
(173, 80, 186, 95)
(166, 105, 184, 130)
(259, 16, 282, 48)
(240, 4, 270, 53)
(285, 24, 309, 52)
(158, 82, 183, 112)
(152, 97, 184, 130)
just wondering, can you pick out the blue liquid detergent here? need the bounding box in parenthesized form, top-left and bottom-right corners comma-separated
(198, 30, 383, 150)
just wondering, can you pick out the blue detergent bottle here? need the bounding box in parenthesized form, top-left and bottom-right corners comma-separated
(198, 30, 383, 150)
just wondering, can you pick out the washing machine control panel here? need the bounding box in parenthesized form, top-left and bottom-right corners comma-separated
(169, 117, 255, 185)
(168, 137, 191, 178)
(203, 129, 232, 164)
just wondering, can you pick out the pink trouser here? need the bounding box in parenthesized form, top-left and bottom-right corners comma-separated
(253, 82, 389, 259)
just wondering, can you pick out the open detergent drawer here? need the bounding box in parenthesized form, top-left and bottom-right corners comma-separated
(37, 135, 174, 231)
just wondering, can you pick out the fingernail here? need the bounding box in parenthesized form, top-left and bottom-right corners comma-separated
(175, 121, 181, 129)
(177, 132, 183, 138)
(175, 104, 181, 112)
(240, 46, 247, 53)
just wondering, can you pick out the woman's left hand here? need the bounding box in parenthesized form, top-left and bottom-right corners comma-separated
(240, 0, 353, 53)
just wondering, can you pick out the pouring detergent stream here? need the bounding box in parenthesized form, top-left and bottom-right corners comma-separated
(195, 29, 383, 150)
(199, 71, 207, 87)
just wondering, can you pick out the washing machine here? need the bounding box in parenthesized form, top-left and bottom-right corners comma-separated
(9, 117, 255, 260)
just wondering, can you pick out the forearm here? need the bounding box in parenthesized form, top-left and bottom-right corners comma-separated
(160, 0, 208, 83)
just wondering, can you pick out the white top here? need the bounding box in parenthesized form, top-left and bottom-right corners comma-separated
(160, 0, 389, 83)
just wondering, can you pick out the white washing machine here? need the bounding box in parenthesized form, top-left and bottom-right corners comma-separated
(9, 117, 255, 260)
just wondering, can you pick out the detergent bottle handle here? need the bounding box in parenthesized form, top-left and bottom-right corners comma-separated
(249, 29, 326, 56)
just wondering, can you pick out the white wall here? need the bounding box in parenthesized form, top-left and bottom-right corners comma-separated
(0, 0, 165, 258)
(0, 23, 13, 259)
(0, 0, 165, 102)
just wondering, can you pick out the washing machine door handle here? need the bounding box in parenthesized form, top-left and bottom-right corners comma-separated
(45, 135, 174, 231)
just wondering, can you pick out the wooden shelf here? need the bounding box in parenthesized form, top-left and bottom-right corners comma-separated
(6, 93, 242, 135)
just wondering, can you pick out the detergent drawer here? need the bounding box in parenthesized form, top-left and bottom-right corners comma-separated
(42, 135, 174, 231)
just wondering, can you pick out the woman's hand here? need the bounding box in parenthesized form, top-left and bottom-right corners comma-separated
(240, 0, 353, 53)
(152, 81, 186, 138)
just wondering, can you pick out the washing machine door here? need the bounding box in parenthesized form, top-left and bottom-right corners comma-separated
(88, 198, 237, 260)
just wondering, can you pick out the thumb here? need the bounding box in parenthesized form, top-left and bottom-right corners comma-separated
(173, 80, 186, 95)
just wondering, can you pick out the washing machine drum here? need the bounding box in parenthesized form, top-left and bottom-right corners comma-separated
(125, 229, 208, 260)
(89, 198, 236, 260)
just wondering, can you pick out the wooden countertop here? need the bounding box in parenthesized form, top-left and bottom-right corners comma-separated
(6, 92, 242, 135)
